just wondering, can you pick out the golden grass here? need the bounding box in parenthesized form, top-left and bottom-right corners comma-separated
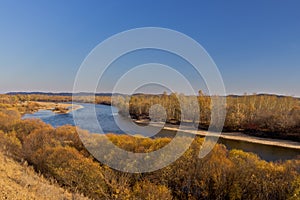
(0, 151, 89, 200)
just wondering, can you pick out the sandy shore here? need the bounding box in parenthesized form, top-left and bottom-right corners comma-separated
(31, 101, 83, 114)
(135, 120, 300, 150)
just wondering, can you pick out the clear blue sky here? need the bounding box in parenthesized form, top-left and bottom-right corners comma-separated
(0, 0, 299, 96)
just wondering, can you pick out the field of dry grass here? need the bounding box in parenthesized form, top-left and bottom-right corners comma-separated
(0, 151, 88, 200)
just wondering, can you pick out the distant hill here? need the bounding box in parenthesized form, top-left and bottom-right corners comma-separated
(6, 92, 124, 96)
(6, 92, 161, 97)
(227, 93, 300, 99)
(6, 92, 299, 100)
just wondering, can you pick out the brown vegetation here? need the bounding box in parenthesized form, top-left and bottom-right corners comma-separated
(0, 151, 87, 200)
(113, 93, 300, 141)
(0, 94, 300, 199)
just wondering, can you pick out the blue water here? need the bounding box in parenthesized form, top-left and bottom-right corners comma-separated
(22, 103, 300, 161)
(23, 103, 124, 134)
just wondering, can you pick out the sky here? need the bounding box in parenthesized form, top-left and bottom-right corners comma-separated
(0, 0, 299, 96)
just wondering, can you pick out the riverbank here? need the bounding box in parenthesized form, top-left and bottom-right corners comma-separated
(28, 101, 83, 114)
(134, 120, 300, 150)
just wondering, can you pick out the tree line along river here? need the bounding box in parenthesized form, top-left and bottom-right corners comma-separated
(22, 103, 300, 162)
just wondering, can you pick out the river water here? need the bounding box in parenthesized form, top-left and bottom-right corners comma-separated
(22, 103, 300, 161)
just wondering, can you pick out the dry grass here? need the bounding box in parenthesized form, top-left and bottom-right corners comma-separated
(0, 151, 89, 200)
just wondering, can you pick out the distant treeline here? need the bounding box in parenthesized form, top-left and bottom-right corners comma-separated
(0, 94, 112, 108)
(113, 93, 300, 141)
(0, 101, 299, 199)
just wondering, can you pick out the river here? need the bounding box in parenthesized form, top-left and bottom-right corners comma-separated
(22, 103, 300, 161)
